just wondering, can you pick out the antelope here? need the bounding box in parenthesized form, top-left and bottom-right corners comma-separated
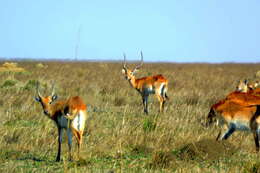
(206, 99, 260, 151)
(236, 80, 260, 95)
(34, 82, 87, 161)
(121, 52, 169, 114)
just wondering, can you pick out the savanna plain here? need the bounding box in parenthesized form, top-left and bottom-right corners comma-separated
(0, 61, 260, 173)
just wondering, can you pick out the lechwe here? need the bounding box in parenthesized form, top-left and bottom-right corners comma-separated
(121, 52, 169, 114)
(34, 82, 87, 161)
(236, 79, 260, 95)
(206, 99, 260, 151)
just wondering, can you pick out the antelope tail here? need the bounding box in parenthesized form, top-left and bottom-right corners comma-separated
(162, 83, 169, 100)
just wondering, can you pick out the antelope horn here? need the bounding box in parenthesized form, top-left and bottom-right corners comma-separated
(134, 51, 144, 70)
(51, 81, 55, 97)
(36, 81, 43, 98)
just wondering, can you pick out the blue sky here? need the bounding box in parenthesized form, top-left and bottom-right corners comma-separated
(0, 0, 260, 62)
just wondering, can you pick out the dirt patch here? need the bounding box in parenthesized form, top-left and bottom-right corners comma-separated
(129, 144, 152, 155)
(149, 151, 176, 169)
(174, 138, 236, 162)
(148, 138, 237, 169)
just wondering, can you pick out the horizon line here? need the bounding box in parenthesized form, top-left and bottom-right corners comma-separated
(0, 57, 259, 64)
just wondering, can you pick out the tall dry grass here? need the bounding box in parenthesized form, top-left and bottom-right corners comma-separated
(0, 61, 259, 172)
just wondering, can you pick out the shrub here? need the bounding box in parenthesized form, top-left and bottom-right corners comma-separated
(1, 80, 17, 88)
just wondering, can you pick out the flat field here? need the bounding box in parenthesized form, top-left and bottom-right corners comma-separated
(0, 61, 260, 172)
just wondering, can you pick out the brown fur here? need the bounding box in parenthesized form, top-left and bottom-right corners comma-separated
(226, 91, 260, 106)
(122, 67, 168, 114)
(35, 93, 87, 162)
(134, 74, 168, 91)
(207, 99, 260, 151)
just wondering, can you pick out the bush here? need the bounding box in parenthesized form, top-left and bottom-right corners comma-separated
(1, 80, 17, 88)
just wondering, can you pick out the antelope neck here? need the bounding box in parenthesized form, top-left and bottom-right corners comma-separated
(128, 76, 137, 89)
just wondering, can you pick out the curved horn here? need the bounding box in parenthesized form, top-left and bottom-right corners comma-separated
(36, 81, 43, 98)
(134, 51, 144, 70)
(51, 81, 55, 97)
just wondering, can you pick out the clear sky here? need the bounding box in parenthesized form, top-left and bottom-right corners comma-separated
(0, 0, 260, 62)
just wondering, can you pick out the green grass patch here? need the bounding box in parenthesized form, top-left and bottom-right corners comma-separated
(143, 117, 157, 132)
(4, 119, 39, 128)
(1, 79, 17, 88)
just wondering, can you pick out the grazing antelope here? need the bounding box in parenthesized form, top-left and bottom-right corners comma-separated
(34, 82, 87, 161)
(206, 99, 260, 151)
(121, 52, 169, 114)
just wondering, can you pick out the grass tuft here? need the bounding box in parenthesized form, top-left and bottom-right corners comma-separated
(143, 117, 157, 132)
(1, 79, 17, 88)
(23, 79, 38, 90)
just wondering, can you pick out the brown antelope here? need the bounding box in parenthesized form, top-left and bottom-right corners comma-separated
(206, 99, 260, 151)
(121, 52, 169, 114)
(34, 82, 87, 161)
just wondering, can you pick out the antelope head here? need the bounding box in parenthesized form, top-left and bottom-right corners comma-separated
(236, 79, 260, 92)
(122, 51, 143, 81)
(236, 79, 249, 92)
(205, 108, 218, 127)
(35, 82, 58, 116)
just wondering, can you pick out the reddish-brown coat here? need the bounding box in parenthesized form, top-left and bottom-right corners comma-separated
(135, 74, 168, 90)
(210, 99, 257, 121)
(226, 91, 260, 106)
(36, 93, 87, 161)
(207, 93, 260, 151)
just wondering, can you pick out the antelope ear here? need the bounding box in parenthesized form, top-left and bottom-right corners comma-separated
(122, 69, 126, 74)
(35, 97, 41, 102)
(52, 94, 58, 101)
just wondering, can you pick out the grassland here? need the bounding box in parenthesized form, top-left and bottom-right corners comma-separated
(0, 61, 260, 172)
